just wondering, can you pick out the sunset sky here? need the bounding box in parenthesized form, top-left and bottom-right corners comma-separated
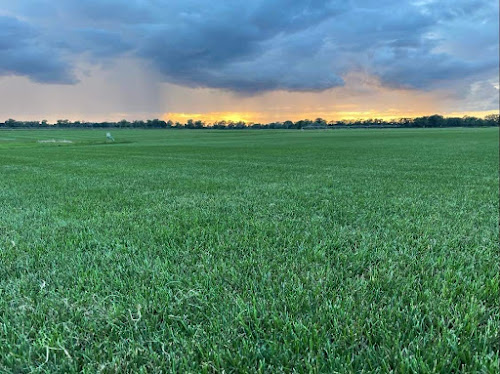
(0, 0, 498, 123)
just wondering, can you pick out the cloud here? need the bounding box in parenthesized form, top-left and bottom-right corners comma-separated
(0, 15, 76, 83)
(0, 0, 498, 96)
(69, 29, 133, 59)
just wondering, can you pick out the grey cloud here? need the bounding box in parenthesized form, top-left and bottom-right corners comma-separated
(372, 52, 488, 90)
(0, 0, 498, 93)
(71, 29, 133, 57)
(443, 78, 500, 112)
(467, 81, 499, 111)
(105, 1, 345, 92)
(0, 15, 76, 83)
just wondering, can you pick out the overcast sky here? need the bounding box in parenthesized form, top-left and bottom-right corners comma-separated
(0, 0, 498, 122)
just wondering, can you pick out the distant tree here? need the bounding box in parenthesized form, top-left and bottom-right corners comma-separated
(485, 114, 499, 126)
(146, 119, 167, 128)
(413, 116, 429, 128)
(56, 119, 70, 128)
(427, 114, 445, 127)
(213, 120, 226, 129)
(462, 116, 479, 127)
(314, 118, 327, 127)
(446, 117, 462, 127)
(5, 119, 19, 127)
(194, 120, 205, 129)
(119, 119, 130, 128)
(294, 119, 312, 129)
(398, 118, 413, 127)
(1, 114, 497, 129)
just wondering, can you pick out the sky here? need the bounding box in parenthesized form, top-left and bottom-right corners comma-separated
(0, 0, 498, 123)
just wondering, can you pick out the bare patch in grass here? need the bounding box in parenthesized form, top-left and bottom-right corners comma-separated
(37, 139, 73, 144)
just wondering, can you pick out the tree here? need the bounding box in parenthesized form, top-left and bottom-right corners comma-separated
(427, 114, 445, 127)
(5, 119, 19, 127)
(314, 118, 327, 127)
(119, 119, 130, 128)
(56, 119, 70, 127)
(485, 114, 499, 126)
(194, 120, 205, 129)
(398, 118, 412, 127)
(132, 120, 145, 128)
(413, 116, 429, 128)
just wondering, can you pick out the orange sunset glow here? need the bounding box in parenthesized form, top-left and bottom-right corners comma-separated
(163, 112, 254, 124)
(163, 110, 499, 124)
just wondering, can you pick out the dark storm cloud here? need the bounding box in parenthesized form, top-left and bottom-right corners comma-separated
(0, 15, 76, 83)
(0, 0, 498, 93)
(70, 29, 133, 57)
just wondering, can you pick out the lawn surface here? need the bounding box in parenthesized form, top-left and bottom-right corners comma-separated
(0, 128, 498, 372)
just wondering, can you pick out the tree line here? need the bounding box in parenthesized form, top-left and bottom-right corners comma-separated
(1, 114, 498, 129)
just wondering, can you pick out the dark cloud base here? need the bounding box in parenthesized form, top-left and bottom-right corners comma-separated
(0, 0, 498, 94)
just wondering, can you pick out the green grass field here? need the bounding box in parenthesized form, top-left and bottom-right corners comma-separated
(0, 128, 498, 373)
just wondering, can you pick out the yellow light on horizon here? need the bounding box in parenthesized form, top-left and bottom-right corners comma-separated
(163, 109, 498, 124)
(163, 111, 253, 124)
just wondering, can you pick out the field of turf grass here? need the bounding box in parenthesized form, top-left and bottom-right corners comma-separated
(0, 128, 498, 372)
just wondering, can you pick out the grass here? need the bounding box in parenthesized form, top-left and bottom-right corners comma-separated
(0, 128, 498, 373)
